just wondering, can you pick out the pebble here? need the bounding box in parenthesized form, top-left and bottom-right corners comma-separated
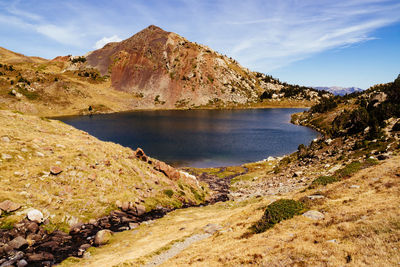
(303, 210, 325, 220)
(1, 153, 12, 160)
(350, 185, 360, 189)
(1, 136, 10, 142)
(35, 152, 44, 157)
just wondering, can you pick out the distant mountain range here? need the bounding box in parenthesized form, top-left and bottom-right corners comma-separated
(313, 86, 364, 96)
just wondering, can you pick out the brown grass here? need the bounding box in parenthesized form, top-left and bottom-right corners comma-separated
(62, 152, 400, 266)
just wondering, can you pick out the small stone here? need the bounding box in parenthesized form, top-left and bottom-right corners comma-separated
(350, 185, 360, 189)
(17, 259, 28, 267)
(50, 166, 62, 175)
(0, 200, 21, 212)
(1, 136, 10, 142)
(27, 209, 44, 223)
(303, 210, 325, 220)
(26, 222, 39, 233)
(129, 223, 139, 229)
(327, 239, 339, 244)
(8, 236, 28, 250)
(56, 144, 66, 149)
(35, 152, 44, 157)
(94, 230, 113, 246)
(1, 153, 12, 160)
(203, 223, 222, 234)
(308, 195, 325, 200)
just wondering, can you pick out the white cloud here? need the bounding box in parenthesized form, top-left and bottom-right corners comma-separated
(36, 24, 85, 46)
(94, 35, 122, 49)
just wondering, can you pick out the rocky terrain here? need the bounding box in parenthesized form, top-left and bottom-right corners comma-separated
(0, 25, 330, 117)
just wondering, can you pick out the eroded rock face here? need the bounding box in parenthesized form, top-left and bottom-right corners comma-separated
(86, 25, 263, 109)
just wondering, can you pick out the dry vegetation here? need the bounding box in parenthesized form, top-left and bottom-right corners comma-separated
(60, 155, 400, 266)
(0, 110, 208, 232)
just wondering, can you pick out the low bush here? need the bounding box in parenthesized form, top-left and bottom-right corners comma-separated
(309, 176, 338, 188)
(251, 199, 305, 233)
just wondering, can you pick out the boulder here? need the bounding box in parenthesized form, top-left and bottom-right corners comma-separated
(134, 148, 148, 162)
(0, 200, 21, 212)
(27, 209, 44, 223)
(154, 160, 182, 180)
(50, 166, 62, 175)
(135, 205, 146, 216)
(303, 210, 325, 220)
(8, 236, 28, 250)
(94, 230, 113, 246)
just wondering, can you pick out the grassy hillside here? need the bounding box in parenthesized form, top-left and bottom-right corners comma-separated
(0, 110, 209, 232)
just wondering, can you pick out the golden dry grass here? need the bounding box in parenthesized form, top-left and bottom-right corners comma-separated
(65, 155, 400, 266)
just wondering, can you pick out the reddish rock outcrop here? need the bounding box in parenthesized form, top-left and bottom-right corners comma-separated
(86, 25, 266, 109)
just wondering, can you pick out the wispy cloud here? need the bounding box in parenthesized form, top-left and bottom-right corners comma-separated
(94, 35, 122, 49)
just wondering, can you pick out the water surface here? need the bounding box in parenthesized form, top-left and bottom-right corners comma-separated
(59, 109, 318, 167)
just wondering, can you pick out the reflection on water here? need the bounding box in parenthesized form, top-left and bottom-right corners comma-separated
(58, 109, 318, 168)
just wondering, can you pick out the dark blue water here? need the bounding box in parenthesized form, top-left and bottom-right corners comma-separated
(58, 109, 318, 168)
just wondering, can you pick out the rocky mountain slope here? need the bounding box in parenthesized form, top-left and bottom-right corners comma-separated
(314, 86, 364, 96)
(0, 26, 330, 117)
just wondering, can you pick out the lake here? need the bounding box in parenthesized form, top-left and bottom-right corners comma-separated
(58, 108, 318, 168)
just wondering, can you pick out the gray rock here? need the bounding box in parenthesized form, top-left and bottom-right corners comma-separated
(94, 230, 113, 246)
(27, 209, 43, 223)
(8, 236, 28, 250)
(17, 260, 28, 267)
(303, 210, 325, 220)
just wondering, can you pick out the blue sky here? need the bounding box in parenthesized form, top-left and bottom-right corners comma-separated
(0, 0, 399, 88)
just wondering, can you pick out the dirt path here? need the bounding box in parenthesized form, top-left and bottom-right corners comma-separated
(143, 233, 211, 266)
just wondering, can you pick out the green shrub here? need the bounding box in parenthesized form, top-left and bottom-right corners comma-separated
(163, 189, 174, 198)
(251, 199, 305, 233)
(309, 176, 338, 189)
(335, 161, 362, 178)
